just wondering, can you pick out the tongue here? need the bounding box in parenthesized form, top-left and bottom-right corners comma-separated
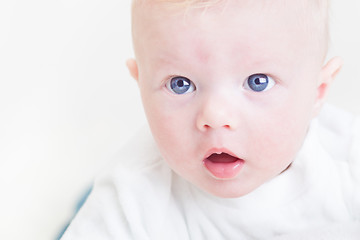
(207, 153, 238, 163)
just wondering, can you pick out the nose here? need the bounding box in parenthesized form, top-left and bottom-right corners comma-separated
(196, 95, 238, 132)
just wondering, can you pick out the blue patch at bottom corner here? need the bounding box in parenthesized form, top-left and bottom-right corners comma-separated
(55, 185, 93, 240)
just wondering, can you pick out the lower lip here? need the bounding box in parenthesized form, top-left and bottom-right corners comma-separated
(203, 158, 244, 179)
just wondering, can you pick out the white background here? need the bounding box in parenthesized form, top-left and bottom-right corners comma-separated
(0, 1, 359, 240)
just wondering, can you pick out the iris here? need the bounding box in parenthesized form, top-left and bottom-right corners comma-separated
(168, 76, 195, 94)
(247, 74, 270, 92)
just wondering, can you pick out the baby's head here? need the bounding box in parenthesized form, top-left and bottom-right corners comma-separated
(127, 0, 342, 198)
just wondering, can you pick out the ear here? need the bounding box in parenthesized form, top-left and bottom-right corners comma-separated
(126, 58, 139, 82)
(313, 56, 343, 116)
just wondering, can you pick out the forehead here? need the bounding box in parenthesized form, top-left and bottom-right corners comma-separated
(134, 1, 323, 65)
(132, 0, 325, 28)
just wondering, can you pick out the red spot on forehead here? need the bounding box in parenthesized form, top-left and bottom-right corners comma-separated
(193, 38, 212, 64)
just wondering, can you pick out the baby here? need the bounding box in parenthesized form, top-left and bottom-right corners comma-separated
(62, 0, 360, 239)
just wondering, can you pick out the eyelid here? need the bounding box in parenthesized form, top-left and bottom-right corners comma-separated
(264, 73, 282, 85)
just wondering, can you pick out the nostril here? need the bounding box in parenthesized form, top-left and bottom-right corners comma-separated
(201, 124, 231, 131)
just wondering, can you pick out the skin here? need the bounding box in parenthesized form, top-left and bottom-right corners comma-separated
(127, 0, 343, 198)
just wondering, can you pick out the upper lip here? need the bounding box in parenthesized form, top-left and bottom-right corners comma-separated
(204, 147, 240, 160)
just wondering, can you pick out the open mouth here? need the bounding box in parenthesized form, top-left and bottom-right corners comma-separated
(203, 151, 244, 179)
(207, 152, 239, 163)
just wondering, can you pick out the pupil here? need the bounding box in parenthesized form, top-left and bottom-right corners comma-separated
(255, 78, 261, 85)
(177, 81, 184, 87)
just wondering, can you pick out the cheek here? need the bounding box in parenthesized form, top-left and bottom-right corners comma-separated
(148, 110, 198, 178)
(247, 93, 314, 167)
(142, 96, 195, 161)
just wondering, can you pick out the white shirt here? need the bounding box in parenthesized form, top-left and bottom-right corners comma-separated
(62, 104, 360, 239)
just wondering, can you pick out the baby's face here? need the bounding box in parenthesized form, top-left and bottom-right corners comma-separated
(131, 0, 335, 197)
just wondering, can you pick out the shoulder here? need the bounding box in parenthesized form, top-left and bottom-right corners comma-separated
(316, 104, 360, 220)
(349, 114, 360, 166)
(316, 104, 359, 162)
(97, 124, 175, 212)
(62, 125, 176, 239)
(101, 125, 174, 197)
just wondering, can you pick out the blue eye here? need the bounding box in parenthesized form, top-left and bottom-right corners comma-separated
(244, 74, 275, 92)
(166, 76, 196, 95)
